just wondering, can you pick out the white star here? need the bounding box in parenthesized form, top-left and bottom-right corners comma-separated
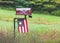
(19, 22, 22, 24)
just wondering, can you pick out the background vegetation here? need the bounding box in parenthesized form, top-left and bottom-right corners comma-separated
(0, 0, 60, 43)
(0, 0, 60, 16)
(0, 9, 60, 43)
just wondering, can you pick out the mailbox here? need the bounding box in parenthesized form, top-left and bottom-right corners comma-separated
(14, 8, 32, 38)
(16, 8, 32, 15)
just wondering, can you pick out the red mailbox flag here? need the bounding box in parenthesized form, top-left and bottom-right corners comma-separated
(18, 19, 28, 33)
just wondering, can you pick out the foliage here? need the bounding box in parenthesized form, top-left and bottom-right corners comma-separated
(51, 10, 60, 16)
(0, 0, 60, 16)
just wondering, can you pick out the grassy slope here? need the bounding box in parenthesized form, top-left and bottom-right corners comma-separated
(0, 8, 60, 43)
(0, 8, 60, 30)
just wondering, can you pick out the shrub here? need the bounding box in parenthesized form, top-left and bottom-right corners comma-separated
(51, 10, 60, 16)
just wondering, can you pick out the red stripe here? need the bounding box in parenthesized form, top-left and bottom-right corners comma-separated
(24, 19, 26, 32)
(26, 19, 28, 32)
(22, 20, 25, 33)
(18, 26, 22, 33)
(24, 19, 28, 33)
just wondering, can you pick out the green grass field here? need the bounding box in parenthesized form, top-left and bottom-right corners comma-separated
(0, 8, 60, 43)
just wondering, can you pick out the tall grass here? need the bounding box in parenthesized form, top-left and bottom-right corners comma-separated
(0, 22, 60, 43)
(0, 9, 60, 43)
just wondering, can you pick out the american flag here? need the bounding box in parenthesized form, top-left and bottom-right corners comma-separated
(18, 19, 28, 33)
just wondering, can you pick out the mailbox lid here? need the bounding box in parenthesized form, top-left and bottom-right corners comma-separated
(16, 8, 32, 15)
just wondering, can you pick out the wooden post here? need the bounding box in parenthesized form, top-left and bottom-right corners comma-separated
(25, 15, 27, 19)
(14, 18, 16, 39)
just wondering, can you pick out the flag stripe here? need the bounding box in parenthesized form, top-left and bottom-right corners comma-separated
(24, 19, 28, 32)
(24, 19, 27, 32)
(18, 26, 22, 33)
(22, 26, 24, 33)
(26, 19, 28, 32)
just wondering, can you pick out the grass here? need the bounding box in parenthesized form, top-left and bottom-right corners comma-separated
(0, 8, 60, 43)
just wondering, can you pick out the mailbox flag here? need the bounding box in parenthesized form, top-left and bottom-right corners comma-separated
(18, 19, 28, 33)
